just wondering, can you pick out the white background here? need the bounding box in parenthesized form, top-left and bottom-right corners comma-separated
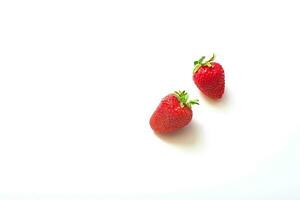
(0, 0, 300, 199)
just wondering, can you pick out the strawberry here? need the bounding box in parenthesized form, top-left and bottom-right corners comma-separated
(150, 91, 199, 134)
(193, 54, 225, 99)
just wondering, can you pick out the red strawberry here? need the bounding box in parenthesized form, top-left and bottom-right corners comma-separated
(150, 91, 199, 134)
(193, 54, 225, 99)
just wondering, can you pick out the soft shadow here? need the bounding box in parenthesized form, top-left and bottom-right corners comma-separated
(154, 122, 202, 149)
(200, 89, 231, 111)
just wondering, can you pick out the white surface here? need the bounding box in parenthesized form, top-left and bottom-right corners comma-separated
(0, 0, 300, 199)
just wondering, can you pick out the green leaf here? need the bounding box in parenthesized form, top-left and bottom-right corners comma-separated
(189, 99, 199, 105)
(198, 56, 206, 65)
(193, 56, 206, 73)
(204, 53, 215, 66)
(173, 90, 199, 108)
(193, 65, 200, 74)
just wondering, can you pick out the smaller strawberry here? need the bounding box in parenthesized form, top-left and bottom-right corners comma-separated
(150, 91, 199, 134)
(193, 54, 225, 99)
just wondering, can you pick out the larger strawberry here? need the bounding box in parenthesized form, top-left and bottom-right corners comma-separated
(193, 54, 225, 99)
(150, 91, 199, 134)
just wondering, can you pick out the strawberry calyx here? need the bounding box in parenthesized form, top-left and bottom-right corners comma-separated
(193, 53, 215, 74)
(174, 90, 199, 108)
